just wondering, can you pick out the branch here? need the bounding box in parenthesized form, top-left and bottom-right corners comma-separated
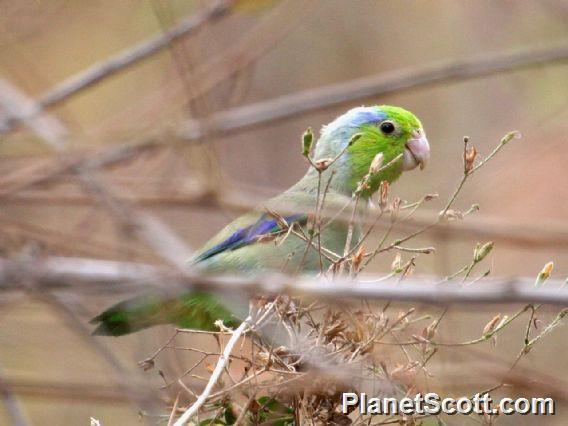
(0, 78, 193, 268)
(1, 256, 567, 306)
(173, 318, 251, 425)
(178, 43, 568, 140)
(0, 0, 232, 135)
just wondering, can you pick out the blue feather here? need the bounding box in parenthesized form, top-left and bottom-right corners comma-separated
(194, 214, 305, 263)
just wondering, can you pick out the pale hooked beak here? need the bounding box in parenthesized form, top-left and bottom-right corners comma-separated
(402, 129, 430, 171)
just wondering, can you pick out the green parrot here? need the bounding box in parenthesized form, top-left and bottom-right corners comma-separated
(91, 105, 430, 336)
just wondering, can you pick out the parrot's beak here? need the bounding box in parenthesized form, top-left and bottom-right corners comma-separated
(403, 130, 430, 171)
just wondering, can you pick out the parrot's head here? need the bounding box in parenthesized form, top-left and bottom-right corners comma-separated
(313, 105, 430, 196)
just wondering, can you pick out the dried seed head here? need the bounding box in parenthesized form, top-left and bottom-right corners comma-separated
(473, 241, 494, 263)
(378, 180, 389, 210)
(482, 314, 501, 336)
(302, 127, 313, 157)
(535, 261, 554, 287)
(369, 153, 384, 174)
(464, 145, 478, 173)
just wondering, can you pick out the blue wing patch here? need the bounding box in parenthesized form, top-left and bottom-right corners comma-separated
(193, 213, 306, 263)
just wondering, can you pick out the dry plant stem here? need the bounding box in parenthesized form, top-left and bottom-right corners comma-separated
(434, 304, 531, 347)
(365, 132, 517, 271)
(167, 392, 181, 426)
(509, 308, 568, 371)
(316, 172, 337, 271)
(340, 153, 403, 275)
(299, 141, 352, 273)
(173, 316, 251, 426)
(341, 193, 361, 276)
(233, 393, 256, 426)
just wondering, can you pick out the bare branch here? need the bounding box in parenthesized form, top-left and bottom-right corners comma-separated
(178, 43, 568, 140)
(0, 78, 193, 268)
(1, 256, 567, 306)
(0, 0, 233, 134)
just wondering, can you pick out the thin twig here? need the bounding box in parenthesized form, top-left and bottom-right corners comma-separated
(173, 317, 251, 425)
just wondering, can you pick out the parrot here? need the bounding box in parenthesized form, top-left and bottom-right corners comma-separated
(91, 105, 430, 336)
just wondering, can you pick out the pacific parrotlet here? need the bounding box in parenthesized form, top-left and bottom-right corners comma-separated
(91, 105, 430, 336)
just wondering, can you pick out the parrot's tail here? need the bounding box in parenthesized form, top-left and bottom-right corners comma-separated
(90, 292, 241, 336)
(90, 295, 166, 336)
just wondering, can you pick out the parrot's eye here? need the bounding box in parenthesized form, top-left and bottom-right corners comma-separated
(380, 121, 396, 135)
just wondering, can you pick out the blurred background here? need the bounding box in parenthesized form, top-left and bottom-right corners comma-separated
(0, 0, 567, 424)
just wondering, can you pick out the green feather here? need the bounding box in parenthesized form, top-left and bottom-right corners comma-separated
(91, 292, 240, 336)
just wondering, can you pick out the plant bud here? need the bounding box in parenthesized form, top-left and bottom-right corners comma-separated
(302, 127, 313, 157)
(473, 241, 494, 263)
(535, 261, 554, 287)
